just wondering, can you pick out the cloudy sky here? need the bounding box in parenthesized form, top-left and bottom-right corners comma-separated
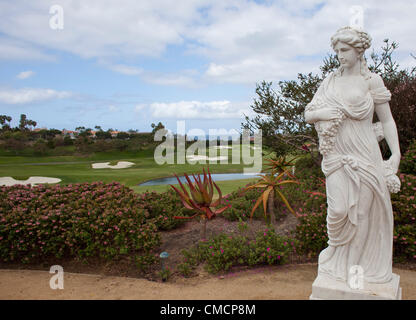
(0, 0, 415, 134)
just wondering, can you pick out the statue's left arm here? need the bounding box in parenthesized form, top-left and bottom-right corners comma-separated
(371, 74, 401, 173)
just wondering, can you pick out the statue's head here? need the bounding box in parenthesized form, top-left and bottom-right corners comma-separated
(331, 26, 372, 55)
(330, 26, 372, 78)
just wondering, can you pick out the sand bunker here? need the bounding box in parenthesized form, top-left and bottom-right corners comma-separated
(186, 155, 228, 162)
(0, 176, 61, 186)
(92, 161, 135, 169)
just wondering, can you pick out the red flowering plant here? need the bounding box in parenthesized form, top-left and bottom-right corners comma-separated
(170, 167, 229, 240)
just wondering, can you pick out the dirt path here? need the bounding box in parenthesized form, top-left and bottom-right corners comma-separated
(1, 264, 415, 300)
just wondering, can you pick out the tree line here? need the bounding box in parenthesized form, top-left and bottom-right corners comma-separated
(0, 115, 160, 156)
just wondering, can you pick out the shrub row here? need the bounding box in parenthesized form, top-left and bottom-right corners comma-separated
(136, 189, 193, 230)
(400, 139, 416, 175)
(392, 173, 416, 261)
(0, 182, 160, 264)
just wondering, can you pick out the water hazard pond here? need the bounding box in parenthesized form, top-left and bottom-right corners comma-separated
(138, 173, 258, 186)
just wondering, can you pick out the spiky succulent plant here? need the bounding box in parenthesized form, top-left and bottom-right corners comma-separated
(170, 167, 229, 239)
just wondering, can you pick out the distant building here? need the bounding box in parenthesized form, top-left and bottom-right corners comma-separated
(62, 129, 77, 139)
(110, 130, 120, 138)
(32, 127, 47, 132)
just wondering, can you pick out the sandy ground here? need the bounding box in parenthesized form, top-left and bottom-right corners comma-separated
(0, 176, 61, 186)
(91, 161, 135, 169)
(1, 264, 415, 300)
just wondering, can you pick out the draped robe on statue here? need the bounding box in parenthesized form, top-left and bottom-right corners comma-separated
(306, 72, 394, 284)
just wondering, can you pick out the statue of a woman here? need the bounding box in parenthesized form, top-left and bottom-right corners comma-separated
(304, 26, 401, 289)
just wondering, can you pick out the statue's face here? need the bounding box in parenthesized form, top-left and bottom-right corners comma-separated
(333, 41, 360, 68)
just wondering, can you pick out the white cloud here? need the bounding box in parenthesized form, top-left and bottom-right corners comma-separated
(135, 104, 146, 112)
(0, 88, 72, 104)
(0, 0, 414, 85)
(105, 63, 143, 76)
(0, 37, 55, 61)
(108, 105, 119, 112)
(102, 61, 200, 87)
(16, 70, 35, 79)
(142, 72, 199, 87)
(0, 0, 210, 59)
(187, 0, 416, 83)
(149, 100, 252, 119)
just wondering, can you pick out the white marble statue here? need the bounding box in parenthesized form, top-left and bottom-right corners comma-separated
(305, 26, 402, 298)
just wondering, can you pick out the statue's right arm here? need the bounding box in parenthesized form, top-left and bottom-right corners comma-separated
(305, 76, 339, 123)
(304, 108, 317, 124)
(304, 78, 325, 124)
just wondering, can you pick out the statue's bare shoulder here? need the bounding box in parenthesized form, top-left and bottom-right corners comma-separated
(368, 72, 385, 90)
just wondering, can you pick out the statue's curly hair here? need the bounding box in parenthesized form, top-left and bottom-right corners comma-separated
(331, 26, 372, 79)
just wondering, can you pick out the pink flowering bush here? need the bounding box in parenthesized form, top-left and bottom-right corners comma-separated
(222, 186, 265, 221)
(392, 173, 416, 262)
(136, 189, 194, 230)
(0, 182, 160, 264)
(400, 139, 416, 175)
(292, 211, 327, 257)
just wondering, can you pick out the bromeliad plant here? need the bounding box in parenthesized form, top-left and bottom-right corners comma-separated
(170, 167, 229, 240)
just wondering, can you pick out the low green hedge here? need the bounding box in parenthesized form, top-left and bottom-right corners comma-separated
(177, 229, 297, 275)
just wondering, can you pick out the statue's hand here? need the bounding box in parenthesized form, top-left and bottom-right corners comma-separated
(389, 153, 401, 174)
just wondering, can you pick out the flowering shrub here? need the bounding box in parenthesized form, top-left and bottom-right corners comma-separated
(0, 182, 160, 264)
(400, 139, 416, 175)
(177, 229, 296, 274)
(292, 211, 327, 256)
(392, 174, 416, 262)
(136, 190, 193, 230)
(222, 187, 264, 221)
(293, 155, 325, 188)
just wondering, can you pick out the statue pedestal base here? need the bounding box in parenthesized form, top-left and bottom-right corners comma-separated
(310, 273, 402, 300)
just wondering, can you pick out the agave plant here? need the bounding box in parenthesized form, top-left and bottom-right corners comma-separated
(264, 155, 298, 177)
(170, 167, 229, 240)
(245, 169, 299, 225)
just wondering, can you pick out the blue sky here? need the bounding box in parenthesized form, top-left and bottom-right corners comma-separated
(0, 0, 415, 134)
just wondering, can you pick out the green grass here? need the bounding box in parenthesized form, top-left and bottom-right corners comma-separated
(0, 146, 265, 193)
(131, 178, 257, 195)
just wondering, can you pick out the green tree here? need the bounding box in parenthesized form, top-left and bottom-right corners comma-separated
(116, 131, 130, 140)
(18, 114, 37, 131)
(63, 135, 74, 146)
(0, 115, 12, 131)
(96, 130, 112, 140)
(75, 126, 92, 138)
(3, 131, 27, 155)
(33, 139, 49, 155)
(151, 122, 165, 135)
